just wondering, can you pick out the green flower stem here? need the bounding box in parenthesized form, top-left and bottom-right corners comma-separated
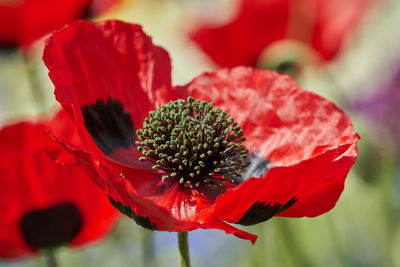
(45, 249, 58, 267)
(250, 223, 268, 267)
(141, 229, 154, 267)
(177, 232, 191, 267)
(278, 220, 311, 267)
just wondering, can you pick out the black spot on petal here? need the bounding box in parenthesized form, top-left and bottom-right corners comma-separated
(242, 152, 272, 179)
(82, 97, 135, 155)
(108, 198, 157, 231)
(236, 197, 297, 226)
(20, 203, 82, 249)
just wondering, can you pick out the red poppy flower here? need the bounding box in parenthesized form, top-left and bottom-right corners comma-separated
(42, 20, 359, 244)
(0, 0, 118, 47)
(0, 110, 119, 258)
(191, 0, 370, 67)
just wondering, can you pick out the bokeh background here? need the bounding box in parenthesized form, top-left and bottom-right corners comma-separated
(1, 0, 400, 266)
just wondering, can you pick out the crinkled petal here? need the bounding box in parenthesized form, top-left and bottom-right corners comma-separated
(277, 143, 358, 217)
(178, 67, 357, 167)
(43, 20, 174, 166)
(176, 66, 359, 224)
(212, 139, 358, 225)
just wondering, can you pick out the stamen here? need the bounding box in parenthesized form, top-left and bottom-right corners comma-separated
(136, 97, 250, 190)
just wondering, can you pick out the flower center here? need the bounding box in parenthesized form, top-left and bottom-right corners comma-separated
(136, 97, 250, 189)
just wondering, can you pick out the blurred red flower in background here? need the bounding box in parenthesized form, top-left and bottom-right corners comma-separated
(0, 0, 118, 47)
(43, 20, 359, 244)
(0, 110, 119, 258)
(191, 0, 370, 68)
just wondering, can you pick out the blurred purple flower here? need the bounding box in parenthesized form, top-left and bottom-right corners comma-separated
(353, 63, 400, 148)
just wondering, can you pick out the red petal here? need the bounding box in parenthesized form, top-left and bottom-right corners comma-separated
(45, 131, 258, 242)
(0, 6, 19, 47)
(179, 67, 357, 167)
(43, 131, 78, 165)
(177, 67, 359, 224)
(0, 0, 92, 46)
(0, 111, 119, 258)
(307, 0, 370, 60)
(43, 20, 174, 164)
(191, 0, 369, 67)
(277, 142, 358, 217)
(191, 0, 289, 67)
(200, 218, 258, 244)
(42, 110, 81, 165)
(43, 132, 192, 229)
(212, 139, 358, 225)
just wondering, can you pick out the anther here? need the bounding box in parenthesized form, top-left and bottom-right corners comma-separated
(135, 97, 250, 190)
